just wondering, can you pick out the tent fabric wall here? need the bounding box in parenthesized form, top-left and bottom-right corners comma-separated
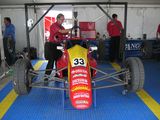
(74, 5, 160, 39)
(127, 6, 160, 39)
(0, 0, 160, 5)
(0, 4, 160, 59)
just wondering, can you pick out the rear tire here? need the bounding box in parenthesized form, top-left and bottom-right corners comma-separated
(3, 37, 15, 65)
(124, 57, 145, 92)
(12, 59, 33, 95)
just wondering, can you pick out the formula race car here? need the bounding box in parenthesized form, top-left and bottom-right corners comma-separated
(12, 10, 145, 110)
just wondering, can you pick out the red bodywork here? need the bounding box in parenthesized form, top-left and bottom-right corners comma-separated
(56, 39, 97, 109)
(56, 40, 97, 78)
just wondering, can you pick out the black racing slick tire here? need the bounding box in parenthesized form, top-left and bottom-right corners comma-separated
(12, 59, 33, 95)
(124, 57, 145, 92)
(3, 37, 15, 65)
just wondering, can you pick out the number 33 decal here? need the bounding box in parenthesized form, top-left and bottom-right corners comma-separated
(73, 58, 86, 67)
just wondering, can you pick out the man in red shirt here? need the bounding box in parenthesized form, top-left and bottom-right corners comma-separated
(156, 24, 160, 39)
(44, 13, 70, 82)
(107, 14, 123, 62)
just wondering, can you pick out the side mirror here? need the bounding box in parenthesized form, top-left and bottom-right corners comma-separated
(90, 46, 97, 51)
(57, 46, 64, 51)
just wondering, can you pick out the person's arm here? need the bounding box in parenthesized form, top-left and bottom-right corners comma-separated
(156, 32, 158, 39)
(58, 29, 70, 34)
(118, 21, 124, 35)
(9, 25, 15, 40)
(4, 25, 15, 39)
(156, 24, 160, 39)
(107, 22, 109, 33)
(119, 21, 123, 30)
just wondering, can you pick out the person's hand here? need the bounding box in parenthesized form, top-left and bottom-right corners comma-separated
(66, 33, 71, 37)
(63, 40, 66, 44)
(66, 29, 71, 33)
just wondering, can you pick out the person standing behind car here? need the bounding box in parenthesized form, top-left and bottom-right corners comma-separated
(44, 13, 70, 82)
(107, 14, 123, 62)
(3, 17, 16, 65)
(3, 17, 15, 41)
(156, 24, 160, 39)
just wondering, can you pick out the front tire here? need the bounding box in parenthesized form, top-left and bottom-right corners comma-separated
(12, 59, 33, 95)
(124, 57, 145, 92)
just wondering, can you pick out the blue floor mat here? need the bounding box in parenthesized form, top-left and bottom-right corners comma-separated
(143, 60, 160, 104)
(1, 60, 159, 120)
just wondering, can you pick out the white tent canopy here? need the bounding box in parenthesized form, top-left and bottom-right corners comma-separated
(0, 0, 160, 5)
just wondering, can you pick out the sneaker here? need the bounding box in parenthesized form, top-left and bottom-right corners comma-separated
(44, 78, 48, 86)
(54, 73, 59, 78)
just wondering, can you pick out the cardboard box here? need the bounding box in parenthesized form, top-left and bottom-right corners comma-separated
(81, 30, 96, 40)
(79, 22, 95, 31)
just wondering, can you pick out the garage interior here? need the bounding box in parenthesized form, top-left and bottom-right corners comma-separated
(0, 0, 160, 120)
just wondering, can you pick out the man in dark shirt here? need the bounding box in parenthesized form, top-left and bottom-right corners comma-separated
(3, 17, 16, 65)
(44, 13, 70, 81)
(107, 14, 123, 62)
(3, 17, 15, 41)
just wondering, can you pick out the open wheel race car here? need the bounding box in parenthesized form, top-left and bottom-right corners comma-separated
(12, 33, 145, 110)
(12, 4, 145, 110)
